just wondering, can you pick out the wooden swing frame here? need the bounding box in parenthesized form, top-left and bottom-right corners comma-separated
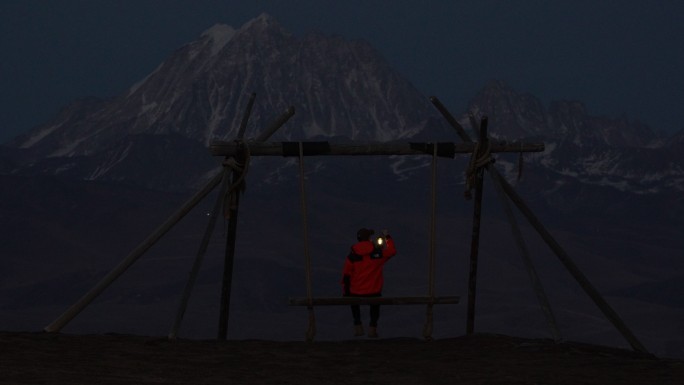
(43, 93, 648, 354)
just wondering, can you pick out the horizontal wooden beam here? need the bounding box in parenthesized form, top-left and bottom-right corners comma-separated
(288, 296, 460, 306)
(209, 141, 544, 158)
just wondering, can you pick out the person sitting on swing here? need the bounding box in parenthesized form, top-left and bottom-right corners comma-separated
(341, 228, 397, 338)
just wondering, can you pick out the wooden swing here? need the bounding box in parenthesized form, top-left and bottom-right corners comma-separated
(203, 98, 539, 342)
(42, 94, 543, 340)
(286, 142, 460, 341)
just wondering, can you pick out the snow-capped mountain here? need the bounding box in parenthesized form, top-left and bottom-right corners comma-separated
(3, 14, 456, 191)
(4, 15, 682, 199)
(463, 81, 683, 196)
(5, 14, 442, 189)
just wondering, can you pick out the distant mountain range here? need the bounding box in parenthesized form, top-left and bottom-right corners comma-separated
(2, 13, 682, 198)
(1, 14, 682, 358)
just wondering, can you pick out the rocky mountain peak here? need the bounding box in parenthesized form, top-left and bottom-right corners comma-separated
(229, 13, 291, 49)
(4, 14, 443, 188)
(239, 13, 284, 33)
(200, 24, 236, 55)
(467, 80, 547, 139)
(466, 80, 662, 148)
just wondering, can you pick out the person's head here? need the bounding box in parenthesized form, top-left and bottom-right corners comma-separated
(357, 228, 374, 241)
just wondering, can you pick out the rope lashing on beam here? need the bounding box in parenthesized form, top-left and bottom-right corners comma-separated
(222, 141, 251, 219)
(464, 140, 492, 199)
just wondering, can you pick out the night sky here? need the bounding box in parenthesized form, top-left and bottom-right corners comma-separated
(1, 0, 683, 143)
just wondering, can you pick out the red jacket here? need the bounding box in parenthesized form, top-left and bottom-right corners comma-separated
(341, 237, 396, 295)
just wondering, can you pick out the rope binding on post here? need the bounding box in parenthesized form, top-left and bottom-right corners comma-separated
(222, 140, 251, 219)
(464, 140, 492, 199)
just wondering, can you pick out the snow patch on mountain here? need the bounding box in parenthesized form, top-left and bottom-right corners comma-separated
(201, 24, 236, 55)
(88, 142, 133, 180)
(139, 101, 158, 115)
(495, 158, 519, 182)
(19, 124, 62, 149)
(582, 152, 622, 175)
(54, 162, 77, 175)
(240, 13, 281, 33)
(262, 158, 299, 185)
(50, 137, 87, 157)
(128, 63, 164, 96)
(596, 177, 630, 191)
(389, 155, 431, 181)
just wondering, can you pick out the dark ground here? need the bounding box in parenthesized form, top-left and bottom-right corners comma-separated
(1, 331, 682, 384)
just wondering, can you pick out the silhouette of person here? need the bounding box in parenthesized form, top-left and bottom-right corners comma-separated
(341, 228, 396, 337)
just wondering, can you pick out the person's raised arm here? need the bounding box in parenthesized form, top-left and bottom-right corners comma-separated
(381, 229, 396, 258)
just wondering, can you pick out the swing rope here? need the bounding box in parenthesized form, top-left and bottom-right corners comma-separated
(298, 142, 316, 341)
(423, 143, 438, 340)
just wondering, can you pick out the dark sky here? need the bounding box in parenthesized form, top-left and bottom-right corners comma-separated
(1, 0, 683, 143)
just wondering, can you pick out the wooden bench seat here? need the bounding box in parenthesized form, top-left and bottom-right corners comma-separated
(288, 296, 459, 306)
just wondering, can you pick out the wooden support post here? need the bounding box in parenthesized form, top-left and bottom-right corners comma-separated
(429, 96, 473, 143)
(169, 168, 231, 340)
(44, 170, 225, 333)
(423, 144, 438, 340)
(488, 166, 562, 342)
(217, 93, 256, 340)
(298, 142, 316, 342)
(254, 107, 295, 142)
(466, 117, 489, 335)
(217, 167, 241, 340)
(492, 166, 649, 353)
(427, 144, 438, 299)
(216, 96, 295, 341)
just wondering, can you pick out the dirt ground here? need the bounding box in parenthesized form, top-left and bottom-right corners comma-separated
(1, 331, 683, 384)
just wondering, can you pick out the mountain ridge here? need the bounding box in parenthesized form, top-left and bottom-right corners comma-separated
(3, 15, 682, 198)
